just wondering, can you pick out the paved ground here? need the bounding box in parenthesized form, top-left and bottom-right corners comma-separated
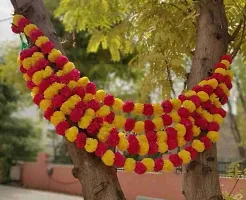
(0, 185, 83, 200)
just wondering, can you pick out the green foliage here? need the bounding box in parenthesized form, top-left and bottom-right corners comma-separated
(0, 82, 41, 183)
(55, 0, 246, 98)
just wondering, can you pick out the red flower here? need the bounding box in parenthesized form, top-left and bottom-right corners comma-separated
(30, 29, 43, 42)
(88, 99, 100, 111)
(52, 94, 65, 108)
(221, 96, 228, 105)
(201, 100, 212, 109)
(162, 114, 173, 126)
(146, 131, 157, 143)
(202, 85, 214, 95)
(55, 56, 69, 69)
(200, 136, 212, 149)
(224, 76, 232, 89)
(114, 152, 126, 168)
(86, 82, 96, 94)
(20, 48, 33, 60)
(55, 121, 70, 136)
(217, 108, 226, 118)
(192, 86, 201, 93)
(125, 118, 135, 132)
(185, 146, 198, 160)
(73, 86, 85, 98)
(123, 101, 134, 113)
(38, 79, 51, 93)
(104, 94, 115, 106)
(148, 142, 158, 155)
(127, 135, 140, 155)
(95, 142, 107, 157)
(60, 86, 72, 98)
(178, 94, 187, 102)
(40, 41, 54, 54)
(184, 129, 193, 142)
(70, 107, 84, 123)
(178, 107, 189, 118)
(44, 107, 54, 120)
(154, 158, 164, 172)
(20, 65, 27, 73)
(107, 128, 120, 147)
(221, 54, 232, 63)
(144, 120, 155, 132)
(169, 154, 182, 167)
(208, 122, 220, 131)
(214, 63, 227, 70)
(190, 95, 201, 107)
(161, 100, 173, 113)
(143, 104, 154, 116)
(17, 18, 30, 31)
(212, 73, 224, 83)
(195, 117, 208, 130)
(33, 94, 44, 105)
(167, 139, 178, 150)
(87, 119, 102, 135)
(76, 101, 88, 110)
(36, 58, 49, 70)
(11, 25, 20, 33)
(166, 127, 177, 140)
(68, 69, 80, 81)
(214, 87, 225, 98)
(180, 118, 192, 129)
(76, 133, 87, 149)
(26, 80, 35, 89)
(135, 162, 147, 174)
(104, 111, 115, 123)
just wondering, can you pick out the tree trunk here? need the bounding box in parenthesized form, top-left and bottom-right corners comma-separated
(183, 0, 229, 200)
(10, 0, 125, 199)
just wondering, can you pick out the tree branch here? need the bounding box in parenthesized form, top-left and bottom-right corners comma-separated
(232, 20, 246, 59)
(229, 20, 243, 42)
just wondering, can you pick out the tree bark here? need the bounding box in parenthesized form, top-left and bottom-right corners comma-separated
(183, 0, 229, 200)
(10, 0, 126, 199)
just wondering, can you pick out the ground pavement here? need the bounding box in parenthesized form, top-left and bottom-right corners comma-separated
(0, 185, 83, 200)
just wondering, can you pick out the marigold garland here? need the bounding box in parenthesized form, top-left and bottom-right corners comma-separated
(12, 14, 233, 174)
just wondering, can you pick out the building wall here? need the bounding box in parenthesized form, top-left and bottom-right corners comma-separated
(19, 153, 246, 200)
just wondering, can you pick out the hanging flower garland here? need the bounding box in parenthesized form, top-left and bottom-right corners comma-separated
(11, 14, 233, 174)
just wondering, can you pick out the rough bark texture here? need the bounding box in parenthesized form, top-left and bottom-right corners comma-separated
(183, 0, 229, 200)
(10, 0, 126, 199)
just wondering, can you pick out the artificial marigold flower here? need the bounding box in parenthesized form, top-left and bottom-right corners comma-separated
(114, 152, 126, 168)
(48, 48, 62, 62)
(142, 158, 155, 172)
(207, 131, 220, 143)
(84, 138, 98, 153)
(124, 158, 136, 172)
(192, 139, 205, 152)
(112, 98, 123, 111)
(161, 100, 173, 113)
(135, 161, 147, 174)
(163, 160, 174, 172)
(101, 150, 115, 166)
(153, 103, 163, 116)
(104, 94, 115, 106)
(178, 150, 191, 164)
(123, 101, 134, 113)
(143, 103, 154, 116)
(95, 90, 106, 102)
(65, 126, 79, 142)
(76, 133, 87, 149)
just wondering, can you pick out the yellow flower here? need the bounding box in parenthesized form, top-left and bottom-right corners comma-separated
(48, 49, 62, 62)
(142, 158, 154, 172)
(192, 139, 205, 152)
(44, 83, 64, 99)
(84, 138, 98, 153)
(22, 58, 33, 69)
(95, 90, 106, 102)
(221, 60, 230, 69)
(63, 62, 75, 73)
(24, 24, 38, 37)
(170, 111, 181, 122)
(118, 133, 129, 151)
(85, 108, 95, 117)
(78, 116, 93, 129)
(83, 93, 93, 102)
(197, 91, 209, 102)
(32, 87, 39, 95)
(113, 115, 126, 129)
(68, 81, 78, 89)
(32, 52, 44, 63)
(178, 137, 186, 147)
(153, 103, 163, 115)
(124, 158, 136, 172)
(227, 70, 233, 80)
(198, 80, 208, 87)
(215, 68, 226, 76)
(219, 83, 229, 96)
(170, 99, 181, 110)
(213, 114, 223, 124)
(101, 150, 115, 166)
(157, 131, 167, 143)
(96, 105, 111, 117)
(97, 126, 111, 142)
(175, 123, 186, 137)
(23, 73, 30, 81)
(77, 77, 89, 88)
(113, 98, 123, 111)
(202, 110, 213, 123)
(35, 36, 49, 47)
(50, 111, 66, 126)
(207, 78, 218, 89)
(158, 142, 168, 153)
(42, 66, 53, 79)
(152, 117, 163, 130)
(163, 160, 174, 172)
(32, 71, 43, 85)
(138, 135, 149, 156)
(207, 131, 220, 143)
(39, 99, 51, 111)
(178, 150, 191, 164)
(133, 121, 144, 133)
(182, 100, 196, 112)
(17, 56, 21, 66)
(185, 90, 196, 97)
(192, 125, 201, 137)
(13, 14, 24, 26)
(65, 126, 78, 142)
(133, 103, 143, 115)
